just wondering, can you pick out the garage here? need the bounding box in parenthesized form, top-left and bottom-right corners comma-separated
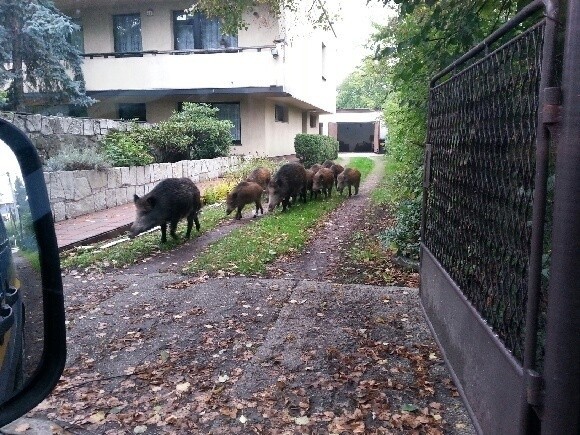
(320, 109, 386, 153)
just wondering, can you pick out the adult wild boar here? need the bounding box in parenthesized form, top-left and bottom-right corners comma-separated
(130, 178, 201, 243)
(226, 181, 264, 220)
(336, 167, 361, 197)
(267, 162, 307, 212)
(312, 167, 335, 198)
(246, 167, 271, 190)
(330, 163, 344, 188)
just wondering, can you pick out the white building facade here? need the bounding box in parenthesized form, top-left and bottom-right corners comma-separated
(52, 0, 337, 157)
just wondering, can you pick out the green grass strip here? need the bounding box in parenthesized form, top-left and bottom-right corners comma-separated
(60, 204, 227, 271)
(185, 157, 376, 276)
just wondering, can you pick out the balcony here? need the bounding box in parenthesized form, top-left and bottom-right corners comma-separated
(81, 46, 283, 93)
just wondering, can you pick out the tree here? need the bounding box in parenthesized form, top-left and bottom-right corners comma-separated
(337, 58, 390, 110)
(0, 0, 93, 111)
(189, 0, 338, 33)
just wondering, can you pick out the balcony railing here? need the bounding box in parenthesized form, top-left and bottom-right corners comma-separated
(82, 45, 276, 59)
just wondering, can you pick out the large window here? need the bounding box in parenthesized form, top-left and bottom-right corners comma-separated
(214, 103, 241, 144)
(275, 104, 289, 123)
(118, 103, 146, 121)
(113, 14, 142, 53)
(172, 11, 237, 50)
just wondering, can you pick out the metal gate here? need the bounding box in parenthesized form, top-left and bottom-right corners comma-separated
(420, 0, 579, 433)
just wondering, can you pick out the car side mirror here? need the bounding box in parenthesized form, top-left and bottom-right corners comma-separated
(0, 119, 66, 427)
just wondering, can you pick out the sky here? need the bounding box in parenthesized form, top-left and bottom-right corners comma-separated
(333, 0, 396, 85)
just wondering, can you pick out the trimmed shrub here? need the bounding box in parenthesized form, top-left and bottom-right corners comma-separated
(223, 157, 282, 184)
(44, 144, 111, 171)
(101, 129, 154, 167)
(379, 196, 421, 261)
(202, 180, 238, 205)
(294, 134, 339, 167)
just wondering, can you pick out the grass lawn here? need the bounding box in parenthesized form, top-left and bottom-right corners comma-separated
(184, 157, 376, 276)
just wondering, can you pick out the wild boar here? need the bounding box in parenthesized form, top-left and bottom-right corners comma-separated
(330, 163, 344, 188)
(267, 162, 307, 212)
(130, 178, 201, 243)
(336, 167, 361, 197)
(310, 163, 323, 174)
(226, 181, 264, 220)
(322, 159, 334, 168)
(305, 168, 315, 200)
(312, 167, 335, 199)
(246, 167, 271, 190)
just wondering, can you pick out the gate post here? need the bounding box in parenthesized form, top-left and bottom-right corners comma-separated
(541, 2, 580, 433)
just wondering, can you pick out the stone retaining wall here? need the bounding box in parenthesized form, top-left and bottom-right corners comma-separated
(44, 156, 244, 222)
(0, 111, 144, 162)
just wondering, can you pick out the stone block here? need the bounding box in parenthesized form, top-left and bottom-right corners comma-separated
(128, 166, 138, 186)
(68, 118, 83, 135)
(25, 114, 42, 132)
(136, 166, 145, 185)
(94, 191, 107, 211)
(40, 117, 53, 135)
(105, 189, 117, 208)
(0, 112, 14, 123)
(83, 119, 94, 136)
(135, 185, 145, 197)
(87, 170, 108, 191)
(172, 162, 183, 178)
(115, 187, 128, 206)
(67, 197, 95, 219)
(52, 201, 66, 222)
(11, 114, 27, 132)
(73, 176, 91, 201)
(143, 165, 152, 183)
(126, 185, 136, 200)
(57, 171, 76, 200)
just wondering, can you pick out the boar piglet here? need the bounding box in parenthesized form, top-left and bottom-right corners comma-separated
(267, 162, 307, 212)
(330, 163, 344, 188)
(309, 163, 323, 174)
(322, 159, 335, 168)
(130, 178, 201, 243)
(226, 181, 264, 220)
(246, 167, 271, 190)
(336, 168, 361, 197)
(312, 167, 335, 199)
(305, 169, 315, 200)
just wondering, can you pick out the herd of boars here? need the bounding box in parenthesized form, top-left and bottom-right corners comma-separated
(130, 160, 361, 242)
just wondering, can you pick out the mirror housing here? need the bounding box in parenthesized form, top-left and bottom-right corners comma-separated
(0, 119, 66, 427)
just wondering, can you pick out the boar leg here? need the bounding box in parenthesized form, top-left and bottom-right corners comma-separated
(160, 222, 168, 243)
(169, 219, 180, 240)
(185, 214, 194, 238)
(348, 185, 352, 197)
(354, 184, 359, 195)
(236, 206, 243, 220)
(192, 212, 201, 232)
(255, 200, 263, 216)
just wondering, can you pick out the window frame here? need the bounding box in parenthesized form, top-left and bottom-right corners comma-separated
(113, 13, 143, 53)
(275, 104, 289, 123)
(118, 103, 146, 121)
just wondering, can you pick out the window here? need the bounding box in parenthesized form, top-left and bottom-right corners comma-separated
(213, 103, 241, 144)
(118, 103, 146, 121)
(172, 11, 237, 50)
(275, 104, 288, 123)
(310, 113, 318, 129)
(113, 14, 142, 53)
(68, 19, 84, 53)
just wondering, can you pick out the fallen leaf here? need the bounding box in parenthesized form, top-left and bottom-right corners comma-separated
(133, 426, 147, 433)
(239, 415, 248, 424)
(88, 411, 106, 423)
(176, 382, 191, 392)
(295, 416, 310, 425)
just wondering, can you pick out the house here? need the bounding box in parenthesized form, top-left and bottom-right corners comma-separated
(320, 109, 386, 153)
(51, 0, 337, 157)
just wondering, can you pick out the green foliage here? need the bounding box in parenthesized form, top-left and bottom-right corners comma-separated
(379, 196, 421, 261)
(44, 144, 111, 171)
(223, 157, 282, 184)
(0, 0, 93, 111)
(294, 134, 338, 168)
(100, 103, 233, 164)
(337, 59, 390, 110)
(202, 180, 237, 205)
(101, 130, 154, 167)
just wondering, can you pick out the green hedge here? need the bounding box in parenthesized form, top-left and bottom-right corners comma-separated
(294, 134, 339, 167)
(100, 103, 233, 165)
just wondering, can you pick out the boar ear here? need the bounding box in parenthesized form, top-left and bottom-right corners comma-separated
(133, 194, 140, 203)
(147, 197, 157, 207)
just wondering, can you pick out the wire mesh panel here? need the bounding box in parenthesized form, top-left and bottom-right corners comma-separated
(424, 21, 545, 362)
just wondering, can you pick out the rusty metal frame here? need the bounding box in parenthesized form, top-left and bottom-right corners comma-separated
(420, 1, 561, 433)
